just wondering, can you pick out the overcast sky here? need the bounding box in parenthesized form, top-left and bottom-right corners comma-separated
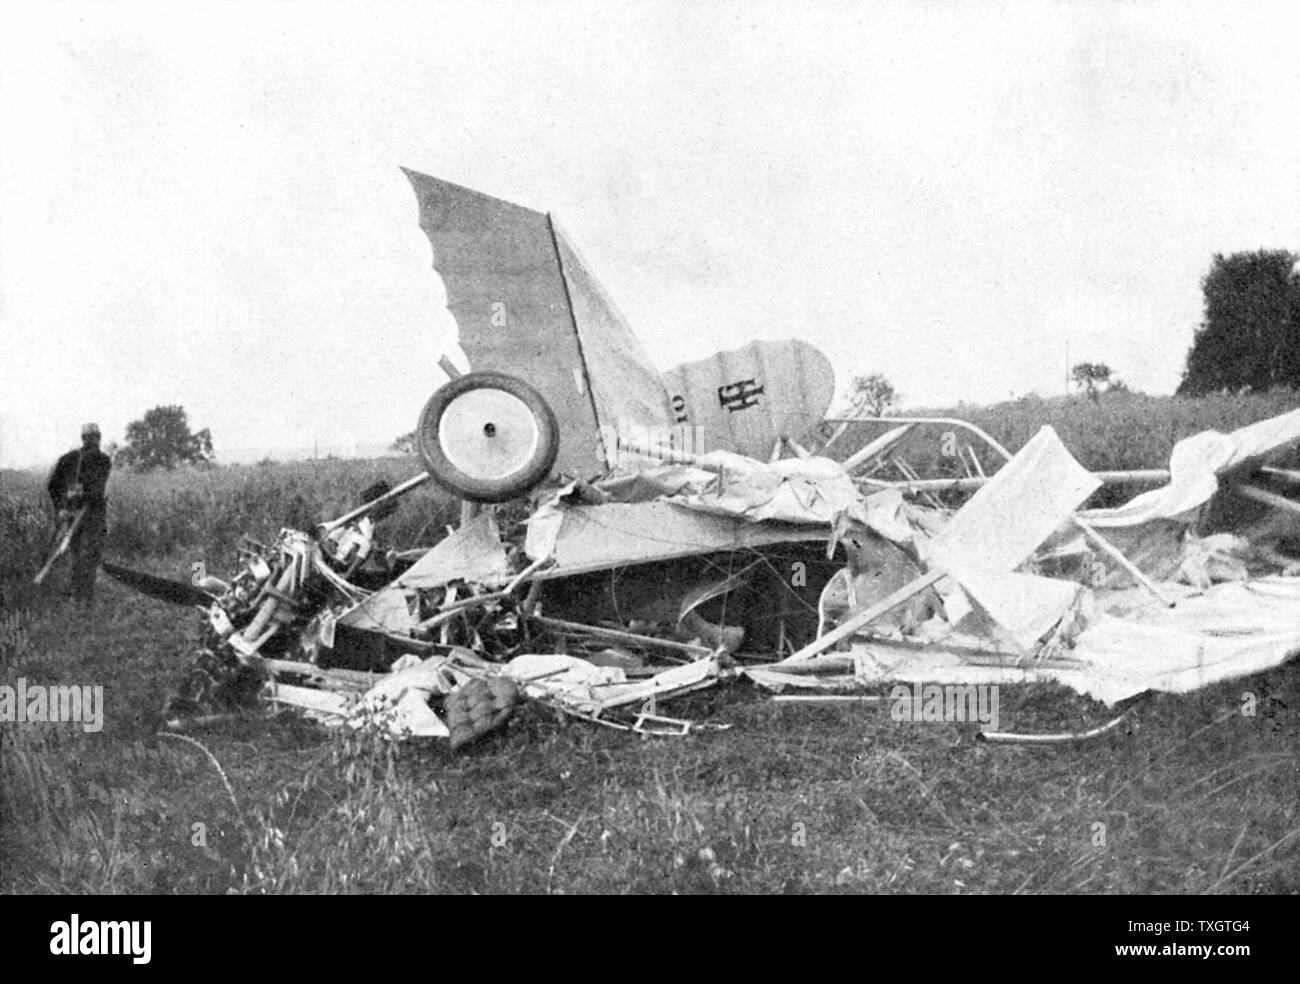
(2, 0, 1297, 468)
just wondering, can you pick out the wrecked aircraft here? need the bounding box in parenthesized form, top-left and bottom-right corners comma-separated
(101, 169, 1300, 749)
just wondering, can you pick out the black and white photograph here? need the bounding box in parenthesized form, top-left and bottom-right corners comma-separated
(1, 0, 1296, 918)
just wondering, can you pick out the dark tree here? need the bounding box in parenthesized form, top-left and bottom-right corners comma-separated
(1070, 362, 1114, 401)
(118, 405, 214, 471)
(1178, 250, 1300, 395)
(391, 431, 417, 454)
(849, 373, 898, 416)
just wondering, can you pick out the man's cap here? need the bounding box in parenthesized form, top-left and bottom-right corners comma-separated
(81, 423, 101, 437)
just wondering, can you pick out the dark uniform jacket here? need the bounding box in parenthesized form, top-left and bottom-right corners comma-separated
(47, 447, 112, 511)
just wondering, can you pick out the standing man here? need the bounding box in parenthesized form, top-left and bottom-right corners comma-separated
(47, 423, 112, 605)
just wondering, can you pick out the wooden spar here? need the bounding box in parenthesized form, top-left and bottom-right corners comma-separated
(891, 454, 946, 510)
(841, 424, 913, 474)
(318, 471, 433, 534)
(784, 437, 812, 460)
(817, 420, 852, 456)
(1258, 466, 1300, 485)
(411, 555, 553, 632)
(824, 414, 1015, 459)
(744, 655, 856, 674)
(858, 470, 1171, 494)
(248, 656, 384, 689)
(778, 569, 947, 664)
(503, 554, 553, 594)
(527, 614, 712, 656)
(615, 436, 726, 474)
(1233, 482, 1300, 516)
(414, 591, 509, 631)
(1071, 517, 1176, 608)
(959, 446, 974, 479)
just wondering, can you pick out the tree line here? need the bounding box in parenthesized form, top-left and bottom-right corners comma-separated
(1178, 249, 1300, 396)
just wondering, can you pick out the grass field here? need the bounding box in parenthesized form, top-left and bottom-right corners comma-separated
(0, 454, 457, 580)
(2, 392, 1298, 894)
(830, 387, 1300, 508)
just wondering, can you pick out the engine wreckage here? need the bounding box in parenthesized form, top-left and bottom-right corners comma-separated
(105, 170, 1300, 749)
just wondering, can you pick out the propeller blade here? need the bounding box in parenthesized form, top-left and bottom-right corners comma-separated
(102, 562, 212, 607)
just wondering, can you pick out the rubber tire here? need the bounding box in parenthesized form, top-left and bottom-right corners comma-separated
(416, 371, 560, 503)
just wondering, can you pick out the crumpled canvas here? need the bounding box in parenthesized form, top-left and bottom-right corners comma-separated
(1080, 407, 1300, 528)
(923, 426, 1099, 651)
(525, 456, 913, 573)
(267, 655, 458, 739)
(677, 454, 867, 525)
(754, 577, 1300, 707)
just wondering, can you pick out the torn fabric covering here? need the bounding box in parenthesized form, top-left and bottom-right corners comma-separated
(915, 426, 1099, 651)
(594, 463, 718, 502)
(590, 455, 915, 543)
(524, 499, 827, 576)
(267, 672, 454, 739)
(781, 576, 1300, 706)
(524, 456, 915, 575)
(676, 455, 914, 534)
(927, 426, 1100, 575)
(661, 338, 836, 459)
(339, 511, 511, 633)
(352, 655, 456, 736)
(583, 451, 914, 540)
(1065, 577, 1300, 702)
(501, 654, 623, 715)
(947, 571, 1085, 653)
(741, 418, 1300, 708)
(1078, 407, 1300, 528)
(392, 511, 512, 590)
(403, 170, 673, 476)
(502, 652, 721, 715)
(340, 587, 415, 635)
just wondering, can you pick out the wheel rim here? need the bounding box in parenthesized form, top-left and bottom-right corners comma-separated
(436, 387, 542, 482)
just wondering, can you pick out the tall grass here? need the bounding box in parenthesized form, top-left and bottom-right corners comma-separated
(2, 456, 457, 575)
(828, 388, 1300, 506)
(0, 605, 147, 893)
(923, 388, 1300, 472)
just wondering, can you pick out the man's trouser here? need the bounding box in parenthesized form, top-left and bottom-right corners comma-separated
(69, 508, 107, 602)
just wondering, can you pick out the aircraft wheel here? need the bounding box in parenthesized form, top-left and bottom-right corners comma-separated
(417, 371, 560, 503)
